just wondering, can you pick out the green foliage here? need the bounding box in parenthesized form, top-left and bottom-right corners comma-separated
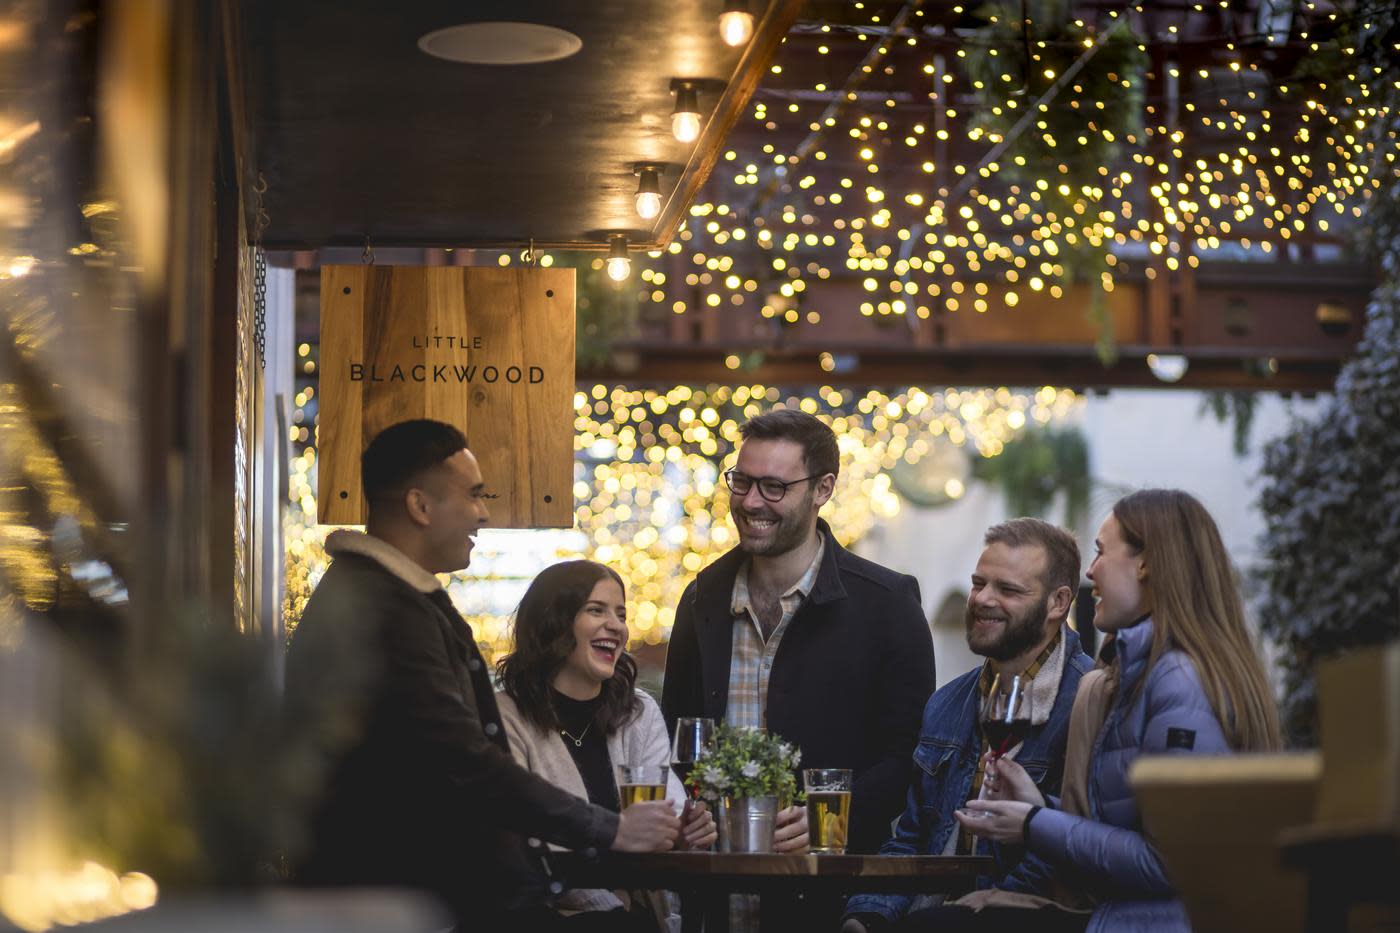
(1290, 2, 1399, 226)
(972, 426, 1090, 528)
(1256, 279, 1400, 743)
(961, 1, 1144, 360)
(1065, 253, 1116, 366)
(691, 725, 801, 803)
(575, 258, 644, 369)
(961, 0, 1146, 187)
(59, 620, 309, 887)
(1254, 3, 1400, 745)
(1200, 391, 1259, 456)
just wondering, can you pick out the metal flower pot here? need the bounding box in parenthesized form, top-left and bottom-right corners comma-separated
(717, 795, 778, 853)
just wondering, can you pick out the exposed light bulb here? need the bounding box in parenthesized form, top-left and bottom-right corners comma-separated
(672, 111, 701, 144)
(606, 236, 631, 282)
(636, 191, 661, 219)
(719, 1, 754, 46)
(672, 84, 701, 143)
(634, 164, 662, 219)
(606, 257, 631, 281)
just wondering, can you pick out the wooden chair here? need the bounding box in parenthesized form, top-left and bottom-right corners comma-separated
(1279, 644, 1400, 932)
(1131, 752, 1321, 933)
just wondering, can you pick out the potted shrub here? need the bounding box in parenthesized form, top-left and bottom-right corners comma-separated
(688, 725, 800, 853)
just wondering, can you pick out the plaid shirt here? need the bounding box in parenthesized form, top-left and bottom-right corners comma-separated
(958, 630, 1063, 855)
(725, 537, 826, 730)
(724, 537, 824, 933)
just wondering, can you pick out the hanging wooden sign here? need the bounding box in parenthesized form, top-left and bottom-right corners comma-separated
(317, 265, 576, 528)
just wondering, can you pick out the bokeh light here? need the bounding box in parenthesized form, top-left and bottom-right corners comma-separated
(284, 384, 1081, 661)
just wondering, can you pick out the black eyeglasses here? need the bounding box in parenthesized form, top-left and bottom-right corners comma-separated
(723, 469, 825, 503)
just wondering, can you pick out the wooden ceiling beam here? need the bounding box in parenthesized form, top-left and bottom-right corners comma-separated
(579, 344, 1343, 392)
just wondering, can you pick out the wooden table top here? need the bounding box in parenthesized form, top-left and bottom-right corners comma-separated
(553, 852, 993, 895)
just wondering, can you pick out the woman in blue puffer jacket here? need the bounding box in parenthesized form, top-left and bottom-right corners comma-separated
(909, 489, 1283, 933)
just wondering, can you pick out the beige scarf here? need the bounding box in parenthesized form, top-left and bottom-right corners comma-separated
(953, 656, 1119, 913)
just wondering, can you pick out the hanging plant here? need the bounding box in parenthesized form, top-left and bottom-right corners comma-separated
(971, 425, 1090, 529)
(960, 0, 1146, 186)
(961, 1, 1145, 363)
(1200, 391, 1259, 457)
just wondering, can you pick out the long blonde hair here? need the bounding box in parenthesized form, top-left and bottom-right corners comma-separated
(1113, 489, 1282, 751)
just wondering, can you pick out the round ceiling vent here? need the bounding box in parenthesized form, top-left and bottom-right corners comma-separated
(417, 22, 583, 65)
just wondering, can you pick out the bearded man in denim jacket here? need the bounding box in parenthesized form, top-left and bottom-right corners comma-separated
(843, 518, 1094, 932)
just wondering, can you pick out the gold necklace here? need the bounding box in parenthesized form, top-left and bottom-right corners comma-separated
(559, 721, 592, 747)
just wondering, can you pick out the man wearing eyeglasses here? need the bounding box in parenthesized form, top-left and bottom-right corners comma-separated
(662, 408, 935, 859)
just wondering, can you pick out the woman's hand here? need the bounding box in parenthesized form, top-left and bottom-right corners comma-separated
(953, 799, 1034, 844)
(678, 799, 718, 850)
(612, 800, 681, 852)
(982, 754, 1045, 807)
(772, 804, 809, 853)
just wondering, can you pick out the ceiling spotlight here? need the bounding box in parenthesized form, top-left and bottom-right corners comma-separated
(1147, 353, 1189, 383)
(671, 81, 701, 143)
(634, 164, 663, 220)
(719, 0, 755, 47)
(416, 22, 582, 65)
(606, 235, 631, 282)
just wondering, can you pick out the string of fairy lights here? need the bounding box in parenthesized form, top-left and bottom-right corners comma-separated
(284, 384, 1082, 660)
(285, 1, 1397, 660)
(601, 1, 1397, 331)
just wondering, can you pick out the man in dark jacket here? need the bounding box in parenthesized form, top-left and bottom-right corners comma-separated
(662, 409, 935, 856)
(842, 518, 1094, 932)
(285, 419, 677, 928)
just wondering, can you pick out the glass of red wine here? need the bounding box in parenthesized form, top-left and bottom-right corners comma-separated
(672, 718, 715, 848)
(981, 674, 1032, 760)
(671, 717, 715, 795)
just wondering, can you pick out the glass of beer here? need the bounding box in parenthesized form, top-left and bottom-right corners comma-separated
(617, 764, 670, 808)
(804, 768, 853, 854)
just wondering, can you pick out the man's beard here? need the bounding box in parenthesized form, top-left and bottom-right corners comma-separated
(964, 593, 1050, 662)
(735, 488, 816, 557)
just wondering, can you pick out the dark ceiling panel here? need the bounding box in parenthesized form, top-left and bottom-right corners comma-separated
(245, 0, 798, 248)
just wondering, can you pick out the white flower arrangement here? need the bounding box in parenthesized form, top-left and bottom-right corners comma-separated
(687, 724, 801, 802)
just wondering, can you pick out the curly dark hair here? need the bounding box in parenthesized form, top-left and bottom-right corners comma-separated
(496, 560, 641, 736)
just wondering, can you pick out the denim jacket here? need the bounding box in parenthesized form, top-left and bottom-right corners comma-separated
(845, 626, 1094, 923)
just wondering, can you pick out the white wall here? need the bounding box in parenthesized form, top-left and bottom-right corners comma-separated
(261, 265, 295, 685)
(854, 389, 1318, 687)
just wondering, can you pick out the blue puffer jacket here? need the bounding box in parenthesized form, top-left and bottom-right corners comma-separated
(1010, 617, 1230, 933)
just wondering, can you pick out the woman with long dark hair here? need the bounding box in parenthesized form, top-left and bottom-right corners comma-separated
(887, 489, 1281, 933)
(497, 560, 716, 931)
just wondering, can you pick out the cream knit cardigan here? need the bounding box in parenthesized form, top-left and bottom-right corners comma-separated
(495, 688, 685, 916)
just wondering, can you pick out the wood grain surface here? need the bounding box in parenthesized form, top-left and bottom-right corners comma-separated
(318, 265, 575, 528)
(555, 852, 992, 896)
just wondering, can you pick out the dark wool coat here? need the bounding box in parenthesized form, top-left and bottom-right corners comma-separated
(284, 539, 618, 924)
(662, 519, 936, 855)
